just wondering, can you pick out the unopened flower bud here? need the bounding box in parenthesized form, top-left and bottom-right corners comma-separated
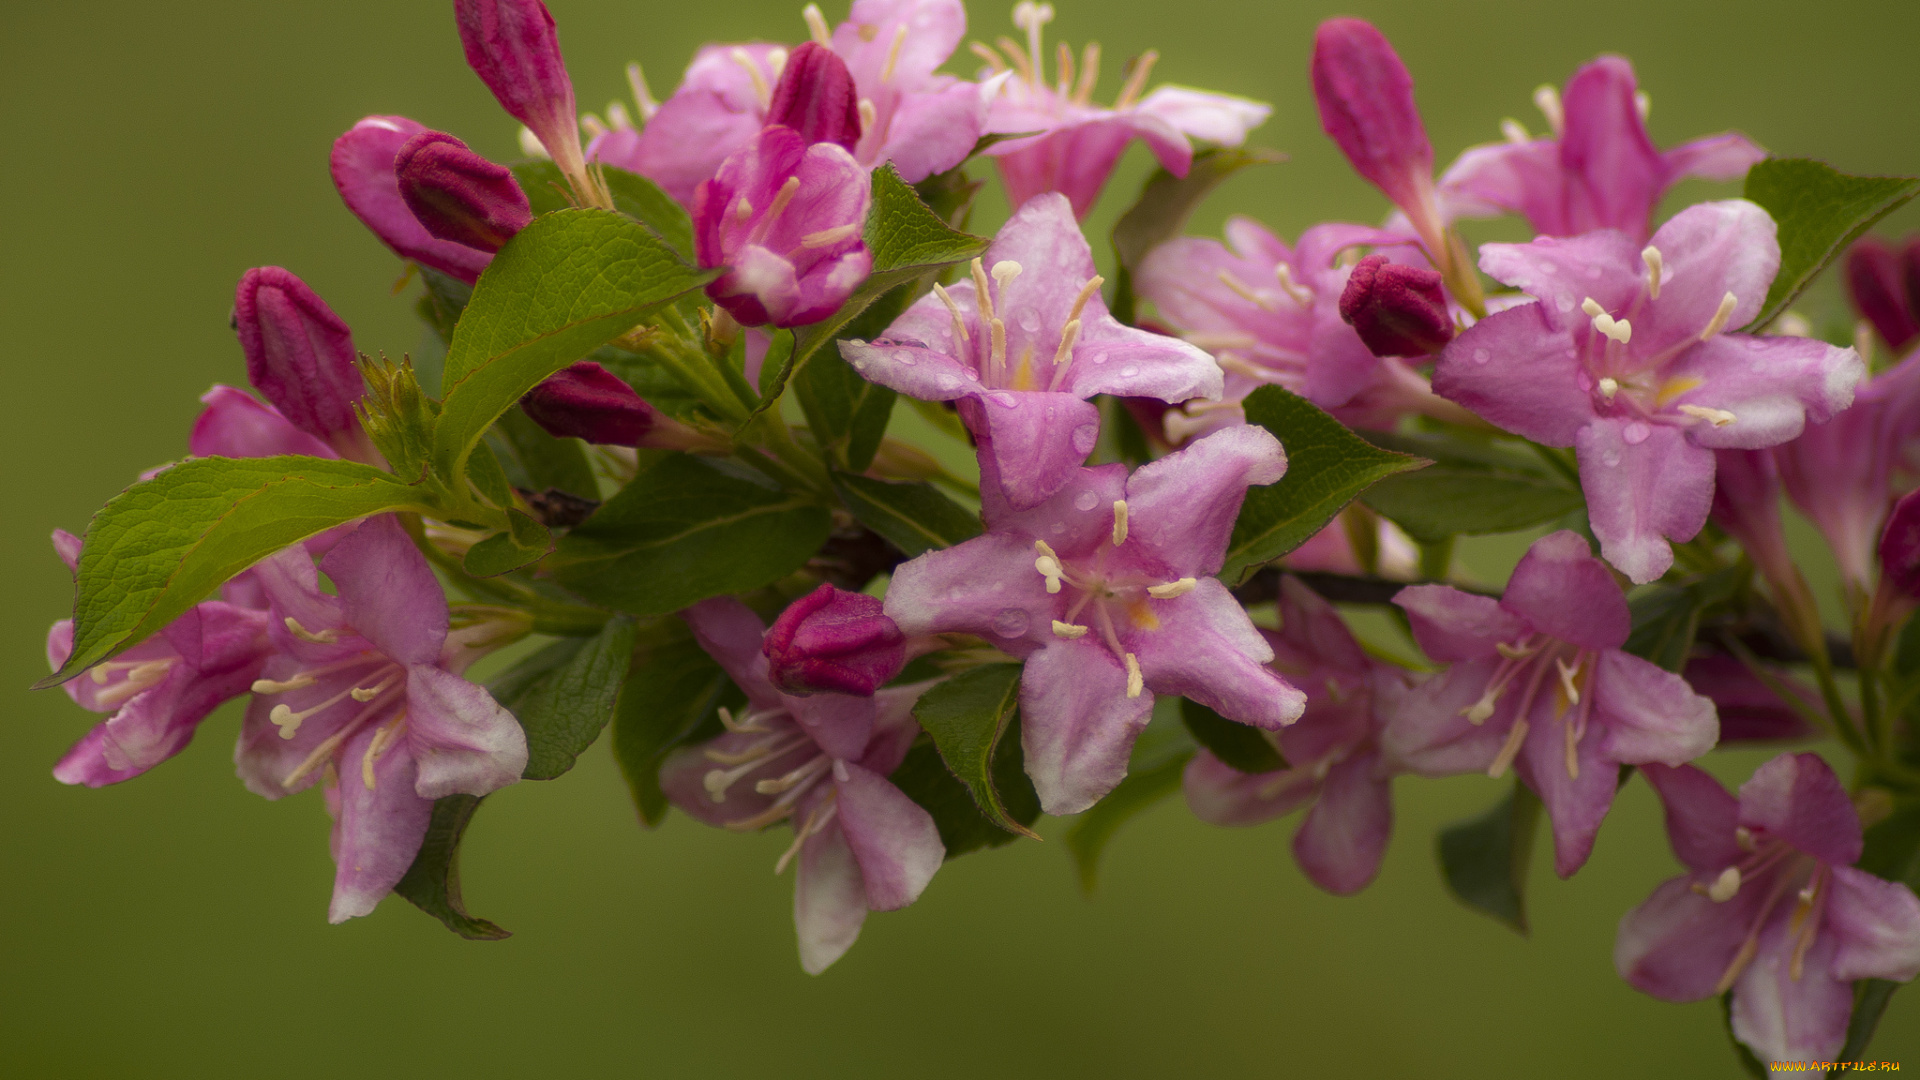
(332, 116, 494, 284)
(395, 131, 532, 254)
(1338, 254, 1453, 357)
(1846, 236, 1920, 354)
(1311, 19, 1434, 230)
(1878, 488, 1920, 598)
(454, 0, 585, 180)
(765, 42, 861, 153)
(763, 584, 906, 697)
(232, 268, 371, 458)
(521, 361, 701, 449)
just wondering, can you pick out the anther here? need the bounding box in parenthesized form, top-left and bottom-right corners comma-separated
(1679, 404, 1737, 428)
(283, 616, 340, 644)
(1641, 245, 1664, 299)
(1051, 319, 1081, 368)
(1555, 657, 1582, 706)
(1735, 826, 1757, 851)
(1533, 84, 1564, 135)
(1634, 91, 1651, 122)
(761, 177, 801, 229)
(518, 126, 548, 159)
(1065, 275, 1104, 326)
(1461, 687, 1500, 724)
(1699, 291, 1738, 341)
(734, 198, 754, 223)
(801, 223, 861, 248)
(1708, 866, 1742, 902)
(1124, 653, 1144, 698)
(1147, 578, 1197, 599)
(579, 113, 608, 141)
(1034, 540, 1066, 594)
(1597, 377, 1620, 401)
(604, 102, 633, 131)
(802, 3, 831, 47)
(932, 283, 971, 346)
(1111, 500, 1130, 546)
(767, 48, 789, 79)
(1274, 264, 1314, 306)
(1499, 118, 1530, 144)
(626, 63, 660, 121)
(858, 98, 878, 136)
(252, 674, 316, 695)
(1582, 298, 1631, 345)
(1052, 620, 1089, 639)
(731, 48, 772, 108)
(992, 260, 1023, 297)
(1494, 640, 1535, 660)
(91, 659, 175, 709)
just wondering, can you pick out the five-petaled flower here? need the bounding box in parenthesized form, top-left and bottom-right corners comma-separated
(1384, 531, 1719, 877)
(884, 426, 1304, 815)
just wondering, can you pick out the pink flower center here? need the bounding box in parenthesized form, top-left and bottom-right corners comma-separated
(1030, 499, 1196, 698)
(1457, 634, 1596, 780)
(700, 704, 846, 875)
(1575, 249, 1744, 431)
(1695, 835, 1827, 991)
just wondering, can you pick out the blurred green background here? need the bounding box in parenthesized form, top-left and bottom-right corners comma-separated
(5, 1, 1919, 1076)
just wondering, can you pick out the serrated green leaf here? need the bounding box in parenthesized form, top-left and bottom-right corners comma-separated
(1181, 697, 1286, 774)
(1361, 469, 1584, 544)
(1222, 386, 1427, 583)
(891, 716, 1042, 860)
(548, 455, 831, 615)
(394, 794, 510, 940)
(462, 509, 552, 578)
(1437, 779, 1540, 934)
(41, 457, 434, 687)
(795, 349, 897, 473)
(1623, 566, 1743, 673)
(1111, 146, 1284, 323)
(911, 663, 1038, 839)
(830, 472, 982, 557)
(493, 405, 599, 500)
(610, 637, 740, 826)
(433, 208, 715, 488)
(1064, 750, 1192, 895)
(752, 164, 988, 414)
(515, 161, 695, 260)
(492, 616, 637, 780)
(1743, 159, 1920, 330)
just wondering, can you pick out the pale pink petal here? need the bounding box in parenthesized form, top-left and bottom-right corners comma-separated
(1018, 637, 1154, 815)
(681, 596, 784, 709)
(1729, 918, 1853, 1065)
(320, 515, 448, 666)
(1825, 865, 1920, 983)
(403, 664, 528, 799)
(1123, 425, 1287, 577)
(1433, 303, 1595, 447)
(1134, 579, 1301, 730)
(1666, 335, 1863, 450)
(1182, 751, 1316, 826)
(325, 724, 436, 923)
(190, 386, 338, 459)
(1737, 752, 1863, 867)
(1589, 650, 1719, 766)
(1661, 132, 1766, 183)
(1291, 751, 1391, 895)
(1515, 711, 1619, 877)
(794, 815, 869, 974)
(1133, 85, 1271, 146)
(1393, 585, 1523, 662)
(1635, 200, 1779, 360)
(1476, 232, 1644, 328)
(1502, 530, 1632, 650)
(833, 762, 944, 910)
(1615, 875, 1757, 1001)
(1375, 661, 1511, 776)
(1576, 417, 1715, 584)
(882, 532, 1056, 655)
(961, 393, 1102, 511)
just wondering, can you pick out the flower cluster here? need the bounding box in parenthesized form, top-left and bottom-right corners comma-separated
(35, 0, 1920, 1068)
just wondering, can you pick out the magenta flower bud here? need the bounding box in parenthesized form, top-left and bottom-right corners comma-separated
(763, 584, 906, 697)
(764, 42, 862, 153)
(1338, 254, 1453, 358)
(395, 131, 532, 254)
(694, 125, 872, 328)
(1846, 236, 1920, 354)
(520, 361, 687, 448)
(454, 0, 584, 177)
(332, 116, 494, 285)
(1311, 19, 1435, 235)
(232, 268, 370, 459)
(1878, 488, 1920, 598)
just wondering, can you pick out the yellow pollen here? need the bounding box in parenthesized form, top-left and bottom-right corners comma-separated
(1147, 577, 1197, 599)
(1700, 291, 1738, 341)
(1654, 375, 1704, 406)
(1124, 653, 1144, 698)
(1111, 500, 1130, 546)
(1051, 620, 1089, 639)
(1127, 599, 1161, 631)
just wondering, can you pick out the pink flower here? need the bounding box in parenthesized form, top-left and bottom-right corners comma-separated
(1435, 56, 1764, 243)
(331, 116, 496, 285)
(1618, 754, 1920, 1064)
(234, 516, 527, 923)
(841, 193, 1220, 509)
(1434, 200, 1864, 582)
(519, 361, 706, 449)
(979, 3, 1269, 219)
(1183, 576, 1406, 895)
(1384, 531, 1719, 877)
(693, 125, 872, 329)
(1845, 236, 1920, 355)
(1311, 18, 1440, 257)
(884, 426, 1304, 815)
(660, 597, 941, 974)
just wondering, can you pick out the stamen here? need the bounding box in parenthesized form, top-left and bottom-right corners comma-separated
(1714, 936, 1759, 995)
(1052, 620, 1089, 639)
(971, 40, 1010, 72)
(800, 223, 860, 248)
(731, 48, 772, 108)
(1641, 245, 1664, 299)
(1580, 297, 1632, 345)
(518, 126, 548, 159)
(992, 260, 1023, 296)
(91, 659, 175, 709)
(734, 198, 754, 223)
(704, 758, 768, 802)
(282, 704, 389, 789)
(1216, 269, 1275, 311)
(1787, 867, 1826, 980)
(1034, 540, 1066, 594)
(579, 113, 608, 141)
(604, 102, 633, 131)
(626, 63, 660, 121)
(1679, 404, 1737, 428)
(269, 681, 367, 740)
(283, 616, 340, 644)
(774, 798, 837, 874)
(767, 48, 789, 80)
(718, 704, 777, 733)
(1735, 826, 1757, 851)
(970, 259, 996, 321)
(1056, 41, 1075, 96)
(1111, 500, 1130, 546)
(858, 98, 877, 136)
(880, 25, 908, 82)
(349, 672, 401, 703)
(1273, 264, 1313, 306)
(1148, 577, 1197, 599)
(1597, 377, 1620, 401)
(252, 674, 315, 694)
(1124, 653, 1144, 698)
(990, 316, 1008, 385)
(1533, 84, 1564, 135)
(1487, 718, 1529, 778)
(760, 177, 801, 232)
(995, 36, 1035, 82)
(754, 753, 832, 795)
(1499, 118, 1530, 144)
(1050, 319, 1081, 369)
(1634, 90, 1651, 122)
(703, 731, 806, 766)
(1074, 42, 1100, 105)
(1012, 1, 1054, 84)
(802, 3, 831, 47)
(1494, 639, 1536, 660)
(1699, 292, 1738, 341)
(932, 283, 971, 347)
(1708, 866, 1742, 902)
(1461, 686, 1501, 724)
(361, 714, 407, 791)
(1564, 708, 1581, 779)
(1555, 657, 1582, 706)
(1115, 49, 1157, 108)
(1065, 275, 1104, 325)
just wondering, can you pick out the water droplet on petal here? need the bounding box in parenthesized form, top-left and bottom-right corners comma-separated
(993, 608, 1030, 638)
(1044, 406, 1057, 420)
(936, 373, 960, 391)
(989, 392, 1019, 409)
(1623, 422, 1650, 445)
(1017, 309, 1041, 333)
(963, 368, 980, 380)
(1074, 491, 1100, 512)
(1072, 423, 1099, 454)
(1050, 521, 1066, 534)
(892, 349, 917, 366)
(1472, 348, 1491, 364)
(1556, 296, 1575, 313)
(1540, 264, 1560, 275)
(1120, 365, 1140, 378)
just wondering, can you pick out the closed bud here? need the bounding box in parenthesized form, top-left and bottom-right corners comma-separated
(1311, 19, 1434, 223)
(1338, 254, 1453, 358)
(765, 42, 862, 153)
(521, 361, 705, 450)
(331, 116, 494, 284)
(396, 131, 532, 253)
(1845, 237, 1919, 355)
(233, 268, 374, 460)
(1878, 488, 1920, 598)
(763, 584, 906, 697)
(454, 0, 586, 182)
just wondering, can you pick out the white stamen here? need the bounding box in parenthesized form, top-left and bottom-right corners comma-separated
(1065, 275, 1104, 326)
(1124, 653, 1144, 698)
(579, 113, 608, 141)
(761, 177, 801, 230)
(1679, 404, 1737, 428)
(518, 126, 550, 159)
(604, 102, 633, 132)
(1012, 2, 1054, 84)
(754, 754, 832, 795)
(1735, 826, 1757, 851)
(283, 616, 339, 644)
(880, 25, 908, 82)
(1115, 49, 1157, 108)
(1461, 687, 1500, 725)
(1494, 640, 1535, 660)
(992, 260, 1023, 295)
(1641, 245, 1664, 299)
(1555, 657, 1582, 706)
(626, 62, 660, 121)
(1216, 269, 1275, 311)
(269, 679, 369, 741)
(970, 259, 996, 321)
(1051, 319, 1082, 368)
(1582, 298, 1631, 344)
(1052, 620, 1089, 639)
(1487, 718, 1530, 778)
(801, 3, 831, 47)
(252, 674, 315, 694)
(734, 198, 754, 223)
(800, 223, 860, 248)
(774, 798, 838, 875)
(361, 714, 406, 791)
(1597, 376, 1620, 401)
(1074, 42, 1100, 105)
(1147, 577, 1197, 599)
(731, 48, 772, 108)
(858, 98, 877, 136)
(1634, 90, 1651, 122)
(1034, 540, 1066, 594)
(91, 659, 175, 709)
(1699, 291, 1738, 341)
(767, 48, 789, 80)
(1708, 865, 1742, 902)
(932, 283, 971, 346)
(1776, 312, 1813, 338)
(1533, 84, 1564, 135)
(970, 41, 1010, 73)
(1274, 264, 1313, 306)
(1111, 500, 1130, 546)
(1499, 118, 1530, 144)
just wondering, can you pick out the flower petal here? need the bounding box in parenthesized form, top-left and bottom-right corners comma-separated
(1662, 132, 1766, 184)
(190, 386, 338, 459)
(794, 814, 869, 975)
(1729, 916, 1854, 1065)
(320, 515, 449, 666)
(834, 762, 944, 911)
(1825, 865, 1920, 983)
(1615, 875, 1756, 1001)
(1635, 200, 1779, 359)
(1433, 303, 1594, 447)
(1123, 425, 1287, 577)
(1375, 661, 1511, 776)
(1640, 762, 1746, 873)
(1018, 637, 1154, 815)
(1502, 530, 1632, 650)
(1134, 85, 1271, 146)
(1737, 752, 1863, 867)
(404, 664, 528, 799)
(330, 116, 493, 283)
(1476, 231, 1644, 327)
(1666, 334, 1863, 450)
(680, 596, 783, 709)
(1393, 585, 1522, 662)
(1515, 706, 1620, 877)
(1590, 650, 1719, 767)
(1182, 751, 1316, 826)
(1292, 752, 1392, 895)
(1134, 579, 1302, 730)
(961, 392, 1102, 512)
(882, 532, 1055, 654)
(1555, 56, 1664, 238)
(325, 724, 436, 923)
(1576, 416, 1714, 584)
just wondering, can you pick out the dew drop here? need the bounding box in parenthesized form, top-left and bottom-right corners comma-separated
(1601, 449, 1622, 467)
(1071, 423, 1099, 454)
(892, 349, 917, 366)
(1555, 296, 1575, 313)
(1017, 309, 1041, 333)
(1622, 421, 1651, 445)
(1074, 491, 1100, 512)
(993, 608, 1030, 638)
(1472, 348, 1491, 364)
(1050, 521, 1067, 535)
(1120, 365, 1140, 378)
(936, 373, 960, 391)
(1045, 405, 1057, 420)
(989, 392, 1019, 409)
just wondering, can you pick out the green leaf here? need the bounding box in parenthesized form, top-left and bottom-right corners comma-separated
(794, 350, 897, 473)
(1833, 981, 1899, 1073)
(1110, 147, 1284, 323)
(830, 472, 983, 557)
(462, 509, 553, 578)
(414, 267, 473, 393)
(41, 456, 434, 687)
(433, 208, 716, 488)
(890, 715, 1042, 860)
(1436, 779, 1541, 934)
(1222, 386, 1428, 583)
(548, 455, 831, 615)
(491, 616, 637, 780)
(1832, 798, 1920, 1067)
(1361, 469, 1584, 544)
(394, 794, 510, 940)
(1742, 158, 1920, 330)
(913, 163, 985, 231)
(752, 164, 988, 414)
(1623, 566, 1743, 673)
(1181, 698, 1286, 774)
(911, 664, 1039, 839)
(610, 637, 740, 826)
(1064, 750, 1192, 895)
(493, 405, 599, 500)
(515, 161, 694, 260)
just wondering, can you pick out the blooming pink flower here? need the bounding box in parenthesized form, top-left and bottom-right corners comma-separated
(979, 3, 1269, 219)
(884, 426, 1305, 814)
(1184, 576, 1407, 895)
(331, 116, 495, 285)
(660, 597, 941, 974)
(1435, 56, 1764, 243)
(1617, 754, 1920, 1064)
(45, 530, 273, 788)
(234, 516, 527, 923)
(1435, 200, 1864, 582)
(1384, 531, 1719, 877)
(841, 193, 1220, 509)
(693, 125, 872, 328)
(1845, 236, 1920, 355)
(763, 584, 906, 697)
